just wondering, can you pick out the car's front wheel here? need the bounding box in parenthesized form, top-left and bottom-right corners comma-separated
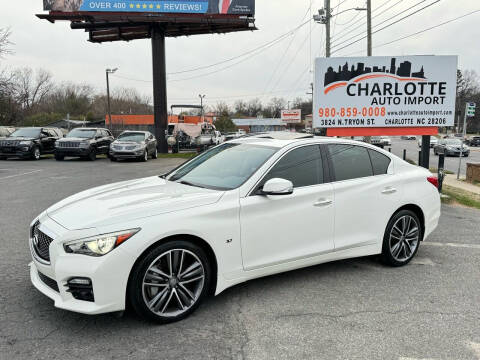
(381, 210, 422, 267)
(31, 146, 41, 160)
(128, 240, 211, 323)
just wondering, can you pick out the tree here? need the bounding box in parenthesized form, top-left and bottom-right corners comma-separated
(213, 101, 236, 133)
(12, 68, 53, 113)
(0, 28, 12, 59)
(246, 98, 263, 117)
(456, 70, 480, 133)
(233, 100, 248, 116)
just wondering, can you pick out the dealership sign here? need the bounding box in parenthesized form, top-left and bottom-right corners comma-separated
(43, 0, 255, 14)
(281, 109, 302, 123)
(313, 55, 458, 128)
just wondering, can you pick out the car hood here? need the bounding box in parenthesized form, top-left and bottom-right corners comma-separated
(4, 137, 37, 141)
(112, 141, 144, 145)
(46, 176, 224, 230)
(58, 137, 92, 142)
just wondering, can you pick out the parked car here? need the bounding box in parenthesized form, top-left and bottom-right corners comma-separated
(0, 126, 15, 138)
(401, 135, 416, 140)
(55, 128, 114, 161)
(468, 136, 480, 147)
(29, 134, 440, 323)
(370, 136, 385, 148)
(0, 127, 63, 160)
(380, 136, 392, 146)
(417, 136, 438, 148)
(433, 138, 470, 157)
(110, 131, 157, 162)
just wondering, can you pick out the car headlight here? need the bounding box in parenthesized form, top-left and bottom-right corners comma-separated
(19, 140, 32, 145)
(64, 229, 140, 256)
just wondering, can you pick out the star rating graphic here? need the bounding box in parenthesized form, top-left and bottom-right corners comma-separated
(125, 2, 165, 12)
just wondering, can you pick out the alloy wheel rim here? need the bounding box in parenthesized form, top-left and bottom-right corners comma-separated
(34, 148, 40, 159)
(142, 249, 205, 317)
(389, 215, 419, 262)
(145, 150, 148, 161)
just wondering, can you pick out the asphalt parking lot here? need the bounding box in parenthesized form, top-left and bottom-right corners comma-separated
(1, 157, 480, 360)
(388, 137, 480, 176)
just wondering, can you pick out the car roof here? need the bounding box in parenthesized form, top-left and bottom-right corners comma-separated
(230, 133, 378, 149)
(120, 131, 149, 134)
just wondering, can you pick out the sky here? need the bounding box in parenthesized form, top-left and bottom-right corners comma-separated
(1, 0, 479, 109)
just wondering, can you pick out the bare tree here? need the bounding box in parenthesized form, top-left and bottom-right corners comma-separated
(0, 28, 13, 59)
(12, 68, 53, 112)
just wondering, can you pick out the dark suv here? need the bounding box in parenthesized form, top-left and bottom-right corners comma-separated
(0, 127, 63, 160)
(468, 137, 480, 147)
(55, 128, 114, 161)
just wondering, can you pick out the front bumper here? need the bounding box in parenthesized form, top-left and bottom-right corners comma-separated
(0, 146, 33, 158)
(445, 149, 469, 156)
(29, 216, 136, 315)
(55, 148, 91, 157)
(110, 150, 143, 159)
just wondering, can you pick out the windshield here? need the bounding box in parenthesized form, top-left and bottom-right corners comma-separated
(445, 139, 462, 145)
(118, 133, 145, 143)
(67, 129, 96, 139)
(168, 143, 278, 190)
(9, 128, 41, 138)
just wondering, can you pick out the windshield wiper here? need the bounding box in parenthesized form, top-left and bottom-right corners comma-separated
(178, 180, 206, 189)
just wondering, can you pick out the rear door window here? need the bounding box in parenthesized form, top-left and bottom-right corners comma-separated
(368, 149, 391, 175)
(328, 144, 373, 181)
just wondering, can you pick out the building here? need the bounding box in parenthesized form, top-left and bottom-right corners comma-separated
(232, 118, 287, 133)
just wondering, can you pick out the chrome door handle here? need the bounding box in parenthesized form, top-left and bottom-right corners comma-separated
(314, 199, 333, 207)
(382, 187, 397, 194)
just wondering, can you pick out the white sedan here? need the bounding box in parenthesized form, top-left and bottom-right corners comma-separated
(29, 134, 441, 323)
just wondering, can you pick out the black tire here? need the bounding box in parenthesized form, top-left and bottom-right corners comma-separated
(55, 154, 64, 161)
(128, 240, 212, 324)
(152, 147, 158, 159)
(31, 146, 41, 160)
(0, 156, 6, 160)
(141, 149, 148, 162)
(110, 156, 117, 162)
(88, 148, 97, 161)
(380, 210, 422, 267)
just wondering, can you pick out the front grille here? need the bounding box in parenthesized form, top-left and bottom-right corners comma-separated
(38, 271, 59, 292)
(0, 140, 19, 147)
(125, 145, 136, 150)
(113, 145, 123, 150)
(32, 222, 54, 262)
(58, 141, 80, 148)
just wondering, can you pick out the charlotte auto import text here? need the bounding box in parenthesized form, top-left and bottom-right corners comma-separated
(347, 81, 448, 106)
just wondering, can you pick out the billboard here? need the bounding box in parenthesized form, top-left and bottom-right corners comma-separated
(313, 55, 458, 128)
(281, 109, 302, 124)
(43, 0, 255, 14)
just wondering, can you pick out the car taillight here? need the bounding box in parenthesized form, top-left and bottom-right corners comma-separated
(427, 176, 439, 188)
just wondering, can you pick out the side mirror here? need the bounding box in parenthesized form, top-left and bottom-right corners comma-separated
(260, 178, 294, 196)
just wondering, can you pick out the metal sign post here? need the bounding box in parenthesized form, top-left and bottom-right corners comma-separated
(457, 102, 475, 179)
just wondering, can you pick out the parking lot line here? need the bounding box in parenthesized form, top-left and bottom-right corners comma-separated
(0, 169, 42, 180)
(423, 241, 480, 250)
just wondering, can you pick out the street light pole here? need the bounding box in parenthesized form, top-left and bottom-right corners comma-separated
(105, 68, 118, 131)
(325, 0, 331, 58)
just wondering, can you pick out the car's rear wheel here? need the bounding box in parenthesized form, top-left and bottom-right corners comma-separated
(129, 240, 211, 324)
(152, 148, 158, 159)
(55, 154, 64, 161)
(381, 210, 421, 267)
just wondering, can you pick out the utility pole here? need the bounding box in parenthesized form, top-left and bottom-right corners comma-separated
(105, 68, 118, 131)
(367, 0, 372, 56)
(325, 0, 331, 57)
(199, 94, 206, 122)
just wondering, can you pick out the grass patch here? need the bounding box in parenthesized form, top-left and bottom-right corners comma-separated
(441, 185, 480, 209)
(156, 153, 197, 159)
(430, 167, 454, 175)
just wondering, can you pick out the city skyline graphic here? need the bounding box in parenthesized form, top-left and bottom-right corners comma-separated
(324, 57, 427, 87)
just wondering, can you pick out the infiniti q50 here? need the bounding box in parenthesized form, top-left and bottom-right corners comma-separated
(29, 134, 440, 323)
